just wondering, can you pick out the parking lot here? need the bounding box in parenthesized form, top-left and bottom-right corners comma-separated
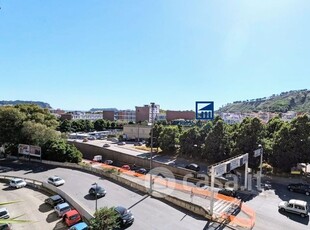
(0, 182, 66, 230)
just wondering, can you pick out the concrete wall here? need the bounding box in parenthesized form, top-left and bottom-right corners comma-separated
(69, 141, 195, 177)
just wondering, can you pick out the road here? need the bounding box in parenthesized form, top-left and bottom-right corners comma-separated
(0, 160, 209, 230)
(246, 178, 310, 230)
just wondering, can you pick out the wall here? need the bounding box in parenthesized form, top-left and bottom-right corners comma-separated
(69, 141, 195, 177)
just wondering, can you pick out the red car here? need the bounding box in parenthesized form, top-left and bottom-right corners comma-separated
(121, 165, 131, 170)
(63, 210, 82, 227)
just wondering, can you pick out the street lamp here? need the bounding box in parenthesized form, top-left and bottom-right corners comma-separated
(92, 182, 98, 212)
(258, 144, 263, 191)
(149, 102, 155, 195)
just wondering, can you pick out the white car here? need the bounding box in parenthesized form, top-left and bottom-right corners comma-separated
(9, 178, 27, 188)
(47, 176, 65, 186)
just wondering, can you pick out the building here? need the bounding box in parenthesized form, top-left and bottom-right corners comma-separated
(60, 112, 103, 121)
(135, 104, 160, 123)
(115, 110, 136, 122)
(166, 110, 195, 122)
(102, 111, 115, 121)
(123, 124, 151, 140)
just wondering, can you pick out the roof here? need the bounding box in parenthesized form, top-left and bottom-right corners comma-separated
(289, 199, 308, 206)
(50, 194, 62, 200)
(65, 209, 79, 216)
(0, 207, 8, 212)
(70, 222, 88, 229)
(11, 178, 24, 182)
(57, 202, 69, 209)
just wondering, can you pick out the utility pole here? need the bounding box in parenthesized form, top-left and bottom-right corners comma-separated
(149, 102, 155, 195)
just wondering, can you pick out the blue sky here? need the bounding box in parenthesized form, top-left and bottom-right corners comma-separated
(1, 0, 310, 111)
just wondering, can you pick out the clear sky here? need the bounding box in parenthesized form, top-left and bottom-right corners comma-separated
(1, 0, 310, 111)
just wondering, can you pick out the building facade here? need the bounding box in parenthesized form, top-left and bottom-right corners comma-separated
(166, 110, 195, 121)
(135, 104, 160, 123)
(123, 124, 151, 140)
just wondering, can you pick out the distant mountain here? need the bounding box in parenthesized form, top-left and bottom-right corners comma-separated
(0, 100, 52, 109)
(90, 108, 118, 112)
(218, 89, 310, 113)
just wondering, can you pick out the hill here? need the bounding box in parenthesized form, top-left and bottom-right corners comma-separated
(0, 100, 52, 109)
(218, 89, 310, 113)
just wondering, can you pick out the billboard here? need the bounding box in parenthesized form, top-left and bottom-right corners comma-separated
(18, 144, 41, 157)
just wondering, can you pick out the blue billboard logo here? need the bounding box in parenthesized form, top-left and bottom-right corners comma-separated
(196, 101, 214, 120)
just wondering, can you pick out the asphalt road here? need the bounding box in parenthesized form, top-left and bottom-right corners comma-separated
(246, 178, 310, 230)
(0, 160, 209, 230)
(0, 181, 67, 230)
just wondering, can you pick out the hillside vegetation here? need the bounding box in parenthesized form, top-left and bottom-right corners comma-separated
(218, 89, 310, 113)
(0, 100, 51, 109)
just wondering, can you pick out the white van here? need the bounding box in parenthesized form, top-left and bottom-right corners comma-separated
(93, 155, 102, 162)
(278, 199, 309, 217)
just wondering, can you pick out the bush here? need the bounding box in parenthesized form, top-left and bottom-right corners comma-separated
(262, 163, 273, 174)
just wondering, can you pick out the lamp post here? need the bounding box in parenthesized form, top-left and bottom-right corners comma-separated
(149, 102, 155, 195)
(258, 144, 263, 191)
(92, 182, 98, 212)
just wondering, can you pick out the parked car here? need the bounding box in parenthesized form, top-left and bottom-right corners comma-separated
(69, 222, 88, 230)
(103, 160, 113, 165)
(9, 178, 27, 188)
(185, 163, 200, 172)
(114, 206, 134, 226)
(63, 209, 82, 227)
(0, 223, 12, 230)
(121, 165, 131, 170)
(117, 142, 126, 145)
(135, 168, 147, 175)
(54, 202, 71, 217)
(93, 155, 102, 162)
(45, 194, 65, 207)
(218, 188, 237, 197)
(88, 185, 107, 197)
(287, 183, 310, 196)
(278, 199, 309, 217)
(103, 143, 111, 148)
(134, 142, 143, 146)
(0, 208, 10, 219)
(47, 176, 65, 186)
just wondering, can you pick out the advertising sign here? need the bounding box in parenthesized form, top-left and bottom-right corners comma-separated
(230, 158, 241, 170)
(254, 148, 262, 157)
(18, 144, 30, 155)
(18, 144, 41, 157)
(213, 163, 227, 176)
(195, 101, 214, 120)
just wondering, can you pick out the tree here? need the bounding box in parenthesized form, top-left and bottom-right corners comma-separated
(179, 127, 201, 158)
(83, 120, 94, 132)
(58, 120, 72, 133)
(271, 123, 295, 172)
(93, 119, 106, 131)
(147, 124, 163, 148)
(202, 119, 229, 163)
(0, 106, 26, 146)
(42, 139, 82, 163)
(21, 121, 60, 146)
(158, 126, 180, 152)
(90, 207, 119, 230)
(233, 117, 264, 168)
(15, 104, 59, 129)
